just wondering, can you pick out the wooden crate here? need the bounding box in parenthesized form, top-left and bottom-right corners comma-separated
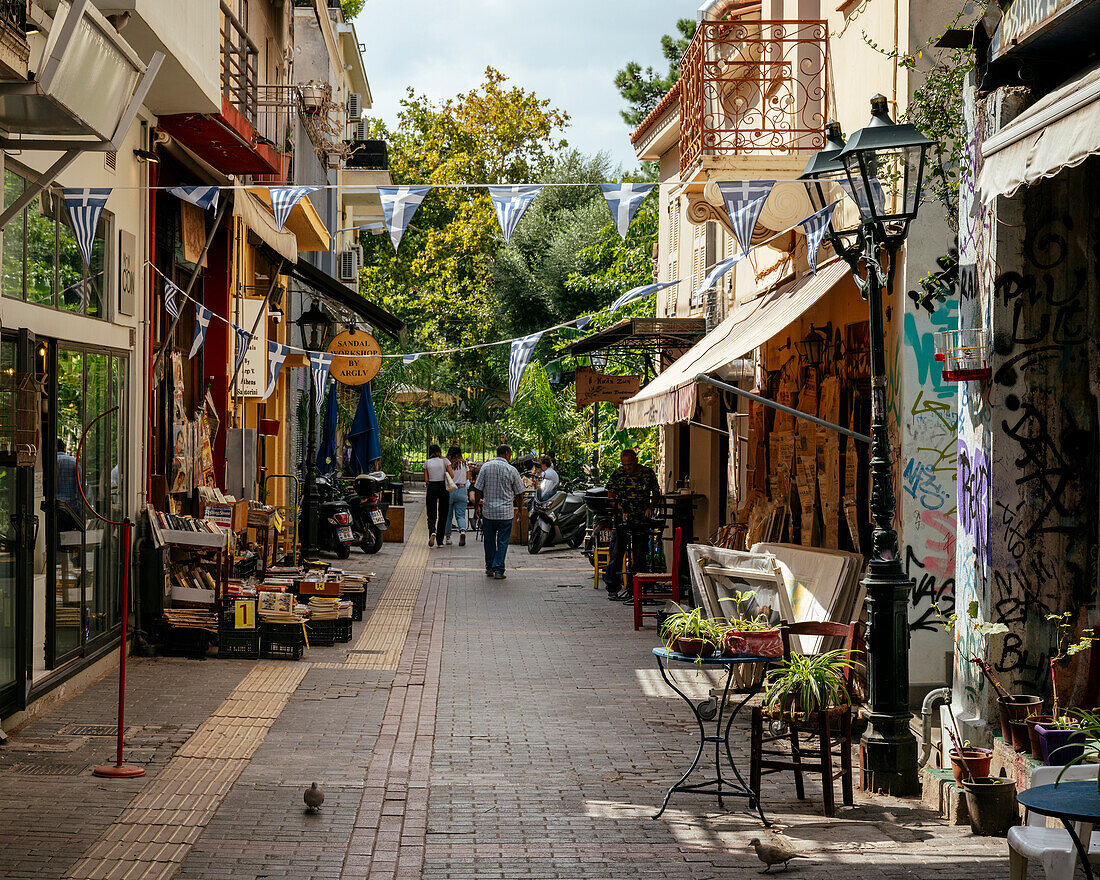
(510, 503, 529, 545)
(383, 505, 405, 542)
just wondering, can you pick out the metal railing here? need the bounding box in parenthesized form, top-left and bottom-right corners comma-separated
(221, 0, 259, 126)
(0, 0, 26, 33)
(679, 18, 828, 174)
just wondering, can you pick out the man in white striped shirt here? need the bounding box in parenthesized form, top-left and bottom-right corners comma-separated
(473, 444, 527, 579)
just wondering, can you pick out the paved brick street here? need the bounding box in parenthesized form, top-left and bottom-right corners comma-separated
(0, 493, 1017, 879)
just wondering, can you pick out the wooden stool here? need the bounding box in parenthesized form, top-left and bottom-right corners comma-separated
(593, 548, 609, 590)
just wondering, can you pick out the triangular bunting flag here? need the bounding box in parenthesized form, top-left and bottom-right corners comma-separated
(600, 182, 655, 238)
(163, 278, 181, 320)
(800, 203, 837, 274)
(837, 176, 886, 218)
(693, 254, 744, 301)
(232, 324, 252, 375)
(263, 341, 290, 400)
(167, 185, 220, 212)
(62, 188, 111, 267)
(269, 186, 320, 230)
(488, 185, 542, 243)
(309, 351, 334, 411)
(508, 331, 543, 403)
(611, 280, 678, 312)
(402, 353, 423, 366)
(378, 186, 432, 251)
(716, 180, 774, 255)
(189, 306, 213, 359)
(575, 316, 593, 332)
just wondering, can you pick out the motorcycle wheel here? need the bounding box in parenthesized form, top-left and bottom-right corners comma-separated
(566, 529, 585, 549)
(335, 542, 351, 560)
(528, 523, 549, 555)
(360, 525, 383, 555)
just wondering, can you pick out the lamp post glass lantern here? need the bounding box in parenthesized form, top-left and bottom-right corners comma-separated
(805, 97, 932, 796)
(297, 299, 333, 553)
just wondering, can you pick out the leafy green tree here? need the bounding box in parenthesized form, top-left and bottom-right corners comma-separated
(614, 18, 697, 126)
(341, 0, 365, 20)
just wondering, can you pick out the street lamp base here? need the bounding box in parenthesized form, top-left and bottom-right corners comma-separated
(860, 719, 919, 796)
(93, 763, 146, 779)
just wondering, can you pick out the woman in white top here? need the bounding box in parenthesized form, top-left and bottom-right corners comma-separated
(444, 445, 470, 546)
(423, 444, 454, 547)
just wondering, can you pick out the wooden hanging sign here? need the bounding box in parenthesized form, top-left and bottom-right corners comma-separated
(575, 367, 641, 407)
(327, 330, 381, 385)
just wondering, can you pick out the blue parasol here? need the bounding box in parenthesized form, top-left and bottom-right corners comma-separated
(348, 383, 382, 472)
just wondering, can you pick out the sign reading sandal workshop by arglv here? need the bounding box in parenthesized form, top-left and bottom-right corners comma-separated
(327, 330, 381, 385)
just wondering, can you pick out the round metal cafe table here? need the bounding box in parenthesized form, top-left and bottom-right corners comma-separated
(1017, 780, 1100, 880)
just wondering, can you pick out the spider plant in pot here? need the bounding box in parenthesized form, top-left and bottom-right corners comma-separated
(659, 606, 723, 659)
(1055, 707, 1100, 790)
(719, 591, 783, 658)
(1033, 611, 1095, 765)
(761, 649, 854, 722)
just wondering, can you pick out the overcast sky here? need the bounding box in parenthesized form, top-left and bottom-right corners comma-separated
(349, 0, 693, 175)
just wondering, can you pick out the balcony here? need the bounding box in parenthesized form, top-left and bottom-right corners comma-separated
(679, 18, 828, 176)
(344, 140, 388, 170)
(0, 0, 29, 81)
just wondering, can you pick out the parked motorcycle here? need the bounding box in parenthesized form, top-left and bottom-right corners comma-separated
(344, 472, 389, 554)
(527, 478, 588, 555)
(582, 485, 614, 567)
(301, 475, 355, 559)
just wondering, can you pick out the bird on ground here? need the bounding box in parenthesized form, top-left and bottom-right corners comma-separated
(749, 836, 808, 873)
(303, 782, 325, 813)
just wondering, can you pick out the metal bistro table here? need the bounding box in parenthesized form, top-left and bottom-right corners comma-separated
(1017, 780, 1100, 880)
(652, 647, 774, 823)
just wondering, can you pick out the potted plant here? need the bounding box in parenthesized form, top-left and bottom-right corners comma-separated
(960, 775, 1018, 836)
(761, 649, 853, 722)
(1032, 611, 1095, 765)
(659, 606, 724, 658)
(719, 591, 783, 658)
(949, 744, 993, 785)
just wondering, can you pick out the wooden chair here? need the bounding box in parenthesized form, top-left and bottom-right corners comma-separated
(749, 620, 862, 817)
(630, 527, 682, 631)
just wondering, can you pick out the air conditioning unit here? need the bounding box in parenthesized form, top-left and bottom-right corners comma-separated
(347, 92, 362, 121)
(339, 247, 362, 282)
(353, 120, 369, 141)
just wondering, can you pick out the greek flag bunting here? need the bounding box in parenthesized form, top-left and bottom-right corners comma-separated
(800, 203, 837, 274)
(693, 254, 744, 301)
(575, 315, 593, 332)
(488, 185, 542, 243)
(262, 341, 290, 400)
(600, 182, 655, 238)
(189, 306, 213, 359)
(309, 351, 334, 411)
(62, 188, 111, 267)
(508, 331, 543, 403)
(163, 278, 182, 319)
(269, 186, 320, 230)
(402, 353, 423, 366)
(716, 180, 774, 254)
(232, 325, 251, 375)
(378, 186, 431, 251)
(167, 185, 220, 212)
(837, 176, 887, 217)
(610, 280, 679, 312)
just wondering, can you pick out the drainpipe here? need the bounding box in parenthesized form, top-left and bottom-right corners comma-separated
(697, 0, 722, 20)
(920, 687, 952, 768)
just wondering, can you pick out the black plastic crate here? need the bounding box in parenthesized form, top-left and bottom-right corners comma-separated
(335, 617, 352, 643)
(260, 621, 305, 661)
(218, 628, 260, 659)
(164, 627, 210, 658)
(307, 618, 336, 647)
(346, 591, 365, 621)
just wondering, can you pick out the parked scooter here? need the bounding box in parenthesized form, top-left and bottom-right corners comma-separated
(301, 475, 355, 559)
(582, 485, 614, 567)
(527, 477, 589, 555)
(344, 472, 389, 554)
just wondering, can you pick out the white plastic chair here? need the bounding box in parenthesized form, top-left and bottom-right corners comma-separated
(1009, 764, 1100, 880)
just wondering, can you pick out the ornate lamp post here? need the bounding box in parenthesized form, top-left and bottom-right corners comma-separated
(297, 298, 333, 553)
(802, 97, 932, 795)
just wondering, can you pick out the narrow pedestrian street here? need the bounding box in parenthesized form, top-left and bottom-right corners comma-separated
(0, 494, 1008, 880)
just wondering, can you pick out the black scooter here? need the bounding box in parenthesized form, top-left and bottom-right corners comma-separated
(301, 475, 355, 559)
(527, 478, 588, 554)
(582, 485, 614, 566)
(344, 472, 389, 554)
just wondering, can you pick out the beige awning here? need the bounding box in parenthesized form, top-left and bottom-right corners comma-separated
(617, 260, 850, 430)
(232, 186, 298, 264)
(979, 60, 1100, 203)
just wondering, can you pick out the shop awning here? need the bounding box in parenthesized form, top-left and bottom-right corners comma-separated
(566, 317, 707, 356)
(232, 186, 298, 264)
(979, 60, 1100, 202)
(287, 258, 405, 339)
(247, 188, 330, 252)
(618, 261, 850, 430)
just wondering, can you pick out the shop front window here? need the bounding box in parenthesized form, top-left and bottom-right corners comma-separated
(0, 339, 17, 696)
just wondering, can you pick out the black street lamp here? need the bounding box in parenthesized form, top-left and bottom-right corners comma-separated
(802, 97, 932, 796)
(297, 298, 333, 554)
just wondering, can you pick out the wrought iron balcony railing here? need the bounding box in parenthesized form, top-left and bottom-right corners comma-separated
(0, 0, 26, 33)
(679, 18, 828, 175)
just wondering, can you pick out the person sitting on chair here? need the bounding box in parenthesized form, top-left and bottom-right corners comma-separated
(603, 448, 660, 602)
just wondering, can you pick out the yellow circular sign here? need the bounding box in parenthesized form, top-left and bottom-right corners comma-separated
(327, 330, 381, 385)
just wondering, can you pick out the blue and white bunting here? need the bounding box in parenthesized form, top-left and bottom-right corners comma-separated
(575, 316, 593, 332)
(508, 331, 543, 403)
(716, 180, 774, 255)
(837, 176, 886, 217)
(379, 186, 431, 251)
(189, 306, 213, 359)
(402, 353, 423, 366)
(600, 182, 655, 238)
(488, 185, 542, 243)
(693, 254, 744, 301)
(800, 203, 837, 274)
(62, 188, 111, 267)
(167, 185, 220, 212)
(309, 351, 334, 411)
(163, 278, 181, 320)
(611, 280, 679, 312)
(232, 324, 251, 375)
(269, 186, 320, 230)
(263, 341, 290, 400)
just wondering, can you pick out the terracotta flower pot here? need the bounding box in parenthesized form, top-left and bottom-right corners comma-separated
(997, 694, 1042, 749)
(722, 629, 783, 658)
(674, 637, 714, 658)
(1026, 714, 1054, 761)
(949, 747, 992, 785)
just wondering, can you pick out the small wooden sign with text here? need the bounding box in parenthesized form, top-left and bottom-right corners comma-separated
(328, 330, 381, 385)
(575, 368, 641, 407)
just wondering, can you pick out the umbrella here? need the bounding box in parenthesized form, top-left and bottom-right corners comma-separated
(348, 383, 382, 472)
(316, 382, 338, 475)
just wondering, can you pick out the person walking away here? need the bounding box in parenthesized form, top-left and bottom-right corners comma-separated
(537, 454, 560, 500)
(444, 445, 470, 546)
(473, 444, 527, 579)
(603, 448, 661, 601)
(423, 444, 454, 547)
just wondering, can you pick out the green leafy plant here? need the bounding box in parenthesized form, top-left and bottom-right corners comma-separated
(763, 650, 855, 718)
(659, 605, 725, 649)
(1056, 708, 1100, 789)
(1046, 611, 1096, 723)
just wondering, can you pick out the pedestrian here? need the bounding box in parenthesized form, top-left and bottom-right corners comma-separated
(473, 443, 527, 579)
(537, 454, 559, 498)
(603, 448, 661, 601)
(444, 444, 470, 546)
(423, 444, 454, 548)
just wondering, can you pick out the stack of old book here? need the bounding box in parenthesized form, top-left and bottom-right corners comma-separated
(308, 597, 340, 620)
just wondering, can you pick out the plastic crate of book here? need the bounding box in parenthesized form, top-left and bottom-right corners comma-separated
(218, 628, 260, 659)
(261, 622, 305, 661)
(308, 618, 336, 647)
(165, 627, 210, 658)
(348, 591, 365, 621)
(335, 617, 352, 643)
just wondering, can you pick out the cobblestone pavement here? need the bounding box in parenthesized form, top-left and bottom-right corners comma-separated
(0, 494, 1023, 879)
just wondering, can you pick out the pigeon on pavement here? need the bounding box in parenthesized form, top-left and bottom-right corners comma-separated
(304, 782, 325, 813)
(749, 836, 808, 873)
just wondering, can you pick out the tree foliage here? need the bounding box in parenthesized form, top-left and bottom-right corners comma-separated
(613, 18, 697, 126)
(341, 0, 366, 20)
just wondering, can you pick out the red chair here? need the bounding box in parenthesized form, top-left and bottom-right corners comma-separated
(631, 527, 682, 631)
